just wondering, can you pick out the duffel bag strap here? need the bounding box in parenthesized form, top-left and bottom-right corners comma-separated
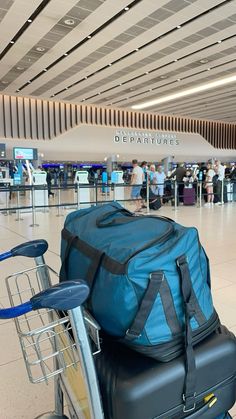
(125, 272, 164, 340)
(176, 255, 197, 413)
(60, 234, 78, 281)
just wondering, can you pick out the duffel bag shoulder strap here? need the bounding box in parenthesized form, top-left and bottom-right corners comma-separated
(176, 254, 198, 414)
(125, 272, 165, 340)
(60, 228, 104, 289)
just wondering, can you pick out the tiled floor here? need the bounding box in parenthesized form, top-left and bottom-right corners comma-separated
(0, 202, 235, 418)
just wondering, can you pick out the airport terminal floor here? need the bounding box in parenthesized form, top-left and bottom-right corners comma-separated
(0, 202, 236, 419)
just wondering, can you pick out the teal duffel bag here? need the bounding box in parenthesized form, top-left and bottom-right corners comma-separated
(60, 202, 221, 411)
(60, 202, 219, 360)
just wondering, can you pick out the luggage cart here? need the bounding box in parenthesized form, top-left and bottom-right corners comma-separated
(0, 241, 234, 419)
(0, 240, 104, 419)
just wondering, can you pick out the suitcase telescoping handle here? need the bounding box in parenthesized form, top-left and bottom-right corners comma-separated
(0, 281, 89, 319)
(0, 240, 48, 262)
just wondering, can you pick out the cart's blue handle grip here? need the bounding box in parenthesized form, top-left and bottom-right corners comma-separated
(0, 281, 89, 319)
(0, 240, 48, 262)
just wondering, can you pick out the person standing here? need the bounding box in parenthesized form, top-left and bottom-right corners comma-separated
(155, 165, 166, 203)
(204, 162, 215, 207)
(130, 159, 144, 212)
(215, 160, 225, 205)
(169, 163, 186, 204)
(230, 164, 236, 202)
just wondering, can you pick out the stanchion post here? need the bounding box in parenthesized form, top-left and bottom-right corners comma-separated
(221, 179, 224, 204)
(198, 181, 202, 207)
(146, 178, 150, 214)
(95, 181, 98, 205)
(15, 188, 23, 221)
(30, 186, 39, 227)
(56, 187, 63, 217)
(77, 183, 80, 210)
(174, 181, 178, 210)
(113, 183, 116, 201)
(3, 187, 9, 216)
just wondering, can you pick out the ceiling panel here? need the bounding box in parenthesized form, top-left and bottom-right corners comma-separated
(0, 0, 236, 123)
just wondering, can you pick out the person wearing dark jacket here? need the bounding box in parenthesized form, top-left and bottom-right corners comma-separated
(46, 169, 54, 197)
(169, 163, 186, 204)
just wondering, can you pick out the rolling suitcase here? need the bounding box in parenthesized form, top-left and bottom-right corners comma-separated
(96, 326, 236, 419)
(183, 187, 195, 205)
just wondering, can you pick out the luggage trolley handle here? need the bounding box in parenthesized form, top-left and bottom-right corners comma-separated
(0, 239, 48, 262)
(0, 281, 89, 319)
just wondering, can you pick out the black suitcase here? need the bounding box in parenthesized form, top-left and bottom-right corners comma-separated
(96, 326, 236, 419)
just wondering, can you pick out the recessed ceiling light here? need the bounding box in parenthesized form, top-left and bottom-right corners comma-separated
(64, 18, 75, 26)
(27, 80, 31, 84)
(200, 59, 208, 64)
(98, 92, 101, 95)
(82, 98, 85, 101)
(174, 59, 178, 62)
(177, 78, 181, 82)
(131, 73, 236, 110)
(65, 87, 68, 90)
(176, 25, 181, 29)
(145, 71, 149, 74)
(64, 52, 68, 56)
(16, 89, 20, 92)
(87, 35, 92, 39)
(218, 40, 222, 43)
(124, 7, 129, 11)
(16, 66, 24, 71)
(43, 68, 47, 72)
(207, 67, 211, 71)
(108, 63, 112, 66)
(10, 40, 14, 44)
(51, 94, 55, 97)
(27, 19, 32, 23)
(84, 76, 87, 79)
(36, 46, 45, 52)
(1, 80, 8, 84)
(160, 75, 167, 79)
(135, 48, 139, 51)
(119, 83, 122, 86)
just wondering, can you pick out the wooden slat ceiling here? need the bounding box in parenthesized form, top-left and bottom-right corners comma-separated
(0, 0, 236, 122)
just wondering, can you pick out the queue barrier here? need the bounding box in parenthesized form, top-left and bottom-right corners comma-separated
(0, 180, 235, 227)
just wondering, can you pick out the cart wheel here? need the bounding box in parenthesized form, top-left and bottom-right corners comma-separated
(35, 413, 69, 419)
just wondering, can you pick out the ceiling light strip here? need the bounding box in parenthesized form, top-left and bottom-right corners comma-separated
(132, 73, 236, 110)
(50, 3, 234, 100)
(0, 0, 51, 61)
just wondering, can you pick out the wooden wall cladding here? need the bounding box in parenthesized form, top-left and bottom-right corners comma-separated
(0, 94, 235, 149)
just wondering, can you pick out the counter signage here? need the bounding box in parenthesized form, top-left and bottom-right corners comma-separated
(114, 130, 180, 146)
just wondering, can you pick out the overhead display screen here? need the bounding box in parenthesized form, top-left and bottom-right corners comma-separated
(0, 143, 6, 158)
(13, 147, 38, 160)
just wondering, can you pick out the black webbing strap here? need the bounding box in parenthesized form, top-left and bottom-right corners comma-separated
(125, 272, 164, 340)
(59, 234, 78, 281)
(176, 254, 197, 413)
(86, 249, 104, 289)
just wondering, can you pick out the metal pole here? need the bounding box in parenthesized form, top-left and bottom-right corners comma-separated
(174, 181, 178, 210)
(30, 186, 39, 227)
(221, 179, 224, 204)
(4, 187, 8, 216)
(146, 178, 150, 214)
(198, 181, 202, 207)
(56, 187, 63, 217)
(77, 183, 80, 210)
(43, 186, 47, 213)
(15, 188, 23, 221)
(113, 183, 116, 201)
(95, 181, 98, 206)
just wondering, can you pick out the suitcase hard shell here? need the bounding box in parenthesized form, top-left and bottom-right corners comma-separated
(183, 187, 195, 205)
(96, 326, 236, 419)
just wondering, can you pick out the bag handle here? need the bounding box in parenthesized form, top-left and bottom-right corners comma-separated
(96, 207, 136, 227)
